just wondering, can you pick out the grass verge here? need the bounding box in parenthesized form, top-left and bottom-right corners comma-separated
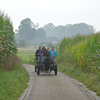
(0, 62, 29, 100)
(58, 63, 100, 96)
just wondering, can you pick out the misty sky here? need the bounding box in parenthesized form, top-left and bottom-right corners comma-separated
(0, 0, 100, 32)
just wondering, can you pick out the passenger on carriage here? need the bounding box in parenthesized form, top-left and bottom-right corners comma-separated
(41, 44, 47, 56)
(47, 48, 50, 52)
(35, 46, 43, 62)
(49, 46, 57, 61)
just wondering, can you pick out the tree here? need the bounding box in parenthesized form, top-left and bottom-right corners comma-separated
(16, 18, 37, 40)
(19, 18, 35, 29)
(43, 23, 95, 39)
(18, 38, 27, 47)
(64, 23, 95, 38)
(35, 23, 39, 29)
(43, 23, 55, 37)
(51, 25, 67, 39)
(37, 28, 46, 38)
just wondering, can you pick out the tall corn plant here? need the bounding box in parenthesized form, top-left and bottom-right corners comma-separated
(0, 11, 17, 69)
(56, 35, 86, 63)
(56, 33, 100, 73)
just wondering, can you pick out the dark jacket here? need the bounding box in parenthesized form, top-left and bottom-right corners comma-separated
(35, 49, 42, 56)
(41, 48, 47, 56)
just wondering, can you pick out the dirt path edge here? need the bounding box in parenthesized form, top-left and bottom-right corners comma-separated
(70, 77, 100, 100)
(18, 64, 34, 100)
(18, 64, 100, 100)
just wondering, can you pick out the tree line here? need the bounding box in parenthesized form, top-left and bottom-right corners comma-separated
(15, 18, 46, 41)
(15, 18, 95, 47)
(44, 23, 95, 39)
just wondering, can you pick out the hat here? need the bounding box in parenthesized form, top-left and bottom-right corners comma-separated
(42, 44, 45, 46)
(39, 46, 41, 48)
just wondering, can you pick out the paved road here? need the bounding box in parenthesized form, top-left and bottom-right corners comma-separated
(24, 64, 95, 100)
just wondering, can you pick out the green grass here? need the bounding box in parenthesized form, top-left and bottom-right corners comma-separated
(17, 50, 36, 65)
(0, 62, 29, 100)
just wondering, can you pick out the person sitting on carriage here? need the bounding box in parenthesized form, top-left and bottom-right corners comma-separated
(49, 46, 57, 61)
(47, 48, 50, 52)
(41, 44, 47, 56)
(35, 46, 43, 62)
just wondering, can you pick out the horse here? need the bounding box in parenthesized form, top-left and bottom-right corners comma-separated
(43, 51, 53, 75)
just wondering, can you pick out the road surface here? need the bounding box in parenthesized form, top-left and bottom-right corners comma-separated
(24, 64, 95, 100)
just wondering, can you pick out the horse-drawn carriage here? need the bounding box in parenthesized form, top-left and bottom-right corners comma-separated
(35, 52, 57, 75)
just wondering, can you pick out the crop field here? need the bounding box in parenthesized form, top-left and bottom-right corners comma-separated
(56, 33, 100, 96)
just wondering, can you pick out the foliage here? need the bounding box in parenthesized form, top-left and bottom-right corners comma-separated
(57, 33, 100, 95)
(18, 38, 27, 47)
(15, 18, 37, 40)
(15, 18, 46, 42)
(0, 62, 29, 100)
(43, 23, 95, 39)
(56, 33, 100, 73)
(37, 28, 46, 38)
(43, 23, 55, 37)
(0, 11, 17, 69)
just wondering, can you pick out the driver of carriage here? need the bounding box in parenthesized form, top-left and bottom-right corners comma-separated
(35, 46, 43, 62)
(49, 46, 57, 61)
(41, 44, 47, 56)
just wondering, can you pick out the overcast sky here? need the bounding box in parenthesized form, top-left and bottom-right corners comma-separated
(0, 0, 100, 32)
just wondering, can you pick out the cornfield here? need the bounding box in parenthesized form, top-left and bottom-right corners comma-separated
(0, 11, 17, 70)
(56, 33, 100, 73)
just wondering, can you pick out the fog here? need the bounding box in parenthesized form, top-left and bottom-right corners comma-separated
(0, 0, 100, 47)
(0, 0, 100, 32)
(15, 18, 95, 47)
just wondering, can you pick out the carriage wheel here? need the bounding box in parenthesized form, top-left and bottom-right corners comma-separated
(35, 65, 37, 72)
(55, 65, 57, 75)
(37, 66, 40, 75)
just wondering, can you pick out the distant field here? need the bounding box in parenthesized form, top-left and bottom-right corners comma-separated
(17, 47, 36, 65)
(17, 46, 38, 51)
(17, 50, 35, 53)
